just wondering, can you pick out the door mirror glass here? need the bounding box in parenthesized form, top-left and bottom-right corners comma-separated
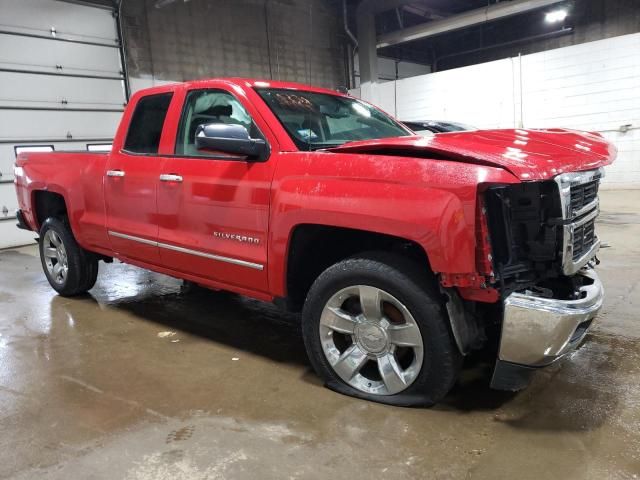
(195, 123, 268, 160)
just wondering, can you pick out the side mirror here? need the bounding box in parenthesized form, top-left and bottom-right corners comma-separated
(195, 123, 269, 161)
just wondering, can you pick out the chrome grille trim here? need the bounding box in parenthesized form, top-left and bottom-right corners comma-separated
(554, 168, 604, 275)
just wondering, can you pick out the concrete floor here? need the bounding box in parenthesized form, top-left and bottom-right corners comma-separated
(0, 190, 639, 480)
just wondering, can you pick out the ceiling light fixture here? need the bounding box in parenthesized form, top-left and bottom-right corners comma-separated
(545, 9, 568, 23)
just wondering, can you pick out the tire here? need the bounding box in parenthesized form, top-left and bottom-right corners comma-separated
(39, 217, 98, 296)
(302, 252, 462, 407)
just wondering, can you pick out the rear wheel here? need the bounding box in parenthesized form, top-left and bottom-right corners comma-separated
(302, 252, 461, 406)
(39, 217, 98, 296)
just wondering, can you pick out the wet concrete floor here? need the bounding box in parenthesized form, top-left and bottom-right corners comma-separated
(0, 190, 639, 479)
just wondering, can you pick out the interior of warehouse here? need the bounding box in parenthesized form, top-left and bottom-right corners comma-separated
(0, 0, 639, 478)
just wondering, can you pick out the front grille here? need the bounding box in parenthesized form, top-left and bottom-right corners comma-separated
(570, 177, 600, 213)
(555, 169, 603, 275)
(572, 217, 596, 261)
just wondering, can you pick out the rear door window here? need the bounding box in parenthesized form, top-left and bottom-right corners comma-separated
(124, 93, 173, 154)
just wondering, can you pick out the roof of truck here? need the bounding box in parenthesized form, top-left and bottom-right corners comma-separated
(135, 78, 348, 98)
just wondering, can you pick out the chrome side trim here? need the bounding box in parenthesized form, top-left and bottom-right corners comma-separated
(157, 240, 264, 270)
(107, 230, 264, 271)
(109, 230, 156, 246)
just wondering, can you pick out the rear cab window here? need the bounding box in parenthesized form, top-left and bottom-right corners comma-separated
(123, 93, 173, 154)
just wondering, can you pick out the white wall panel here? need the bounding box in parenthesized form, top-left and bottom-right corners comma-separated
(349, 54, 431, 86)
(395, 58, 517, 130)
(0, 34, 122, 76)
(0, 110, 121, 141)
(0, 224, 37, 249)
(0, 0, 118, 43)
(0, 181, 18, 213)
(0, 0, 125, 248)
(353, 33, 640, 189)
(521, 33, 640, 188)
(358, 82, 397, 117)
(0, 72, 125, 109)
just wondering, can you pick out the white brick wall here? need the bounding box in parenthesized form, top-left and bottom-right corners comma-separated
(354, 33, 640, 189)
(521, 34, 640, 188)
(353, 54, 431, 86)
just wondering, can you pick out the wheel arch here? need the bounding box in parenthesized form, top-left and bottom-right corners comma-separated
(30, 187, 89, 251)
(279, 223, 435, 312)
(32, 190, 69, 229)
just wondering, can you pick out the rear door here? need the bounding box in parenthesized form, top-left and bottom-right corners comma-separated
(155, 87, 275, 293)
(104, 92, 173, 265)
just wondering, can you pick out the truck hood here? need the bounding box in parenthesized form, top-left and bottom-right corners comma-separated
(325, 128, 616, 181)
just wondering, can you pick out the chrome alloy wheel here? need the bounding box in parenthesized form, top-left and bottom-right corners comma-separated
(319, 285, 424, 396)
(42, 230, 69, 285)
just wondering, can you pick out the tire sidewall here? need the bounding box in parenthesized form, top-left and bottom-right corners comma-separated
(39, 217, 93, 296)
(302, 256, 459, 406)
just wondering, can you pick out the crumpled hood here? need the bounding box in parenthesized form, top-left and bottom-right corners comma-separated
(325, 128, 617, 181)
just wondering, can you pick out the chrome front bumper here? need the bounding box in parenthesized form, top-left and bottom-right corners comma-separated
(491, 268, 603, 390)
(498, 268, 603, 367)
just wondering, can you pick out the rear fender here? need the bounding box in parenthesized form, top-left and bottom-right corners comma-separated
(18, 152, 108, 250)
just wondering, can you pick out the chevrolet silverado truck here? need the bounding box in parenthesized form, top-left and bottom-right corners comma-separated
(14, 79, 615, 406)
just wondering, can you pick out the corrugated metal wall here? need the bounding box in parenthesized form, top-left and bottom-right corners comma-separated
(122, 0, 347, 89)
(355, 33, 640, 189)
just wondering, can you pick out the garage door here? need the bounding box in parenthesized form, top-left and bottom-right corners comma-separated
(0, 0, 127, 248)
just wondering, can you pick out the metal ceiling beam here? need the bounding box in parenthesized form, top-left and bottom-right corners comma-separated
(377, 0, 566, 48)
(54, 0, 116, 10)
(402, 4, 447, 20)
(359, 0, 417, 15)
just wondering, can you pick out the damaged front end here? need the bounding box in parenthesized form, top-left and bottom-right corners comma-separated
(483, 168, 605, 391)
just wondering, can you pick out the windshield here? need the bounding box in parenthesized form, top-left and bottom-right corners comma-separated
(256, 88, 411, 150)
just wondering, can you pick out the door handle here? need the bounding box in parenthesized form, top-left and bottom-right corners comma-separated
(159, 174, 183, 183)
(106, 169, 125, 177)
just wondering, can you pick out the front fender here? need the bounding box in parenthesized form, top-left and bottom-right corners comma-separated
(268, 153, 519, 297)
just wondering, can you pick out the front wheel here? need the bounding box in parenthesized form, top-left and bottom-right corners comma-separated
(39, 217, 98, 296)
(302, 252, 461, 407)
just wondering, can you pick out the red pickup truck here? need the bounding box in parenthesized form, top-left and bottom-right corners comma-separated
(14, 78, 615, 406)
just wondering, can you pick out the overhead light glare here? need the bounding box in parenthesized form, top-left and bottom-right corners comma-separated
(545, 9, 568, 23)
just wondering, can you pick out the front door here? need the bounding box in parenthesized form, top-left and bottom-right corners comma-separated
(105, 92, 173, 265)
(156, 88, 274, 293)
